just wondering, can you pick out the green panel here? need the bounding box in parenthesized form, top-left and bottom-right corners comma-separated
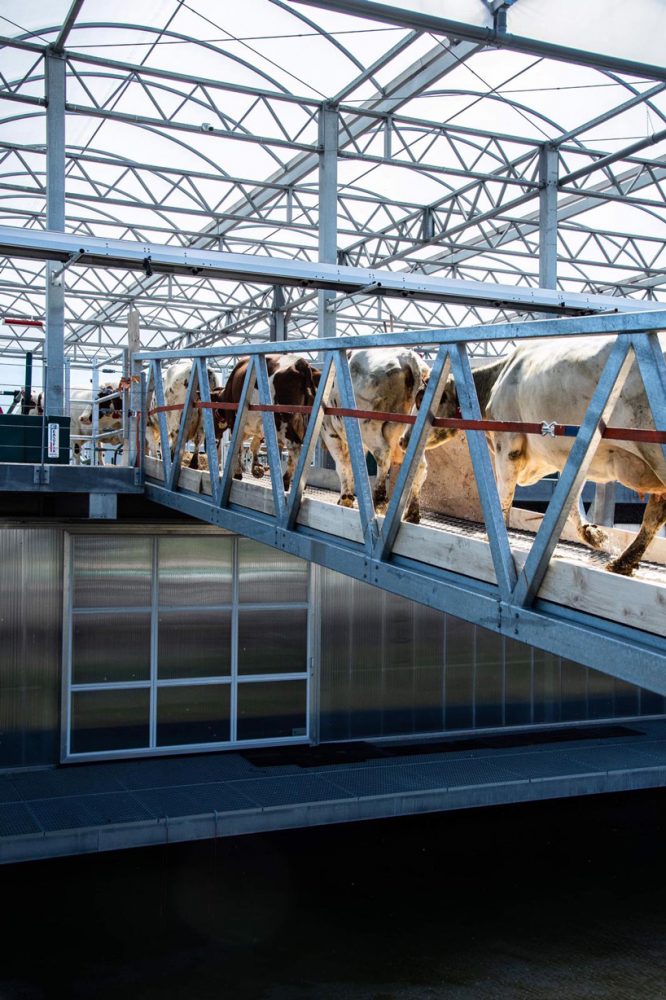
(0, 414, 70, 464)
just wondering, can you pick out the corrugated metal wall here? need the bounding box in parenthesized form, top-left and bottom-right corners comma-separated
(0, 527, 63, 767)
(318, 569, 666, 742)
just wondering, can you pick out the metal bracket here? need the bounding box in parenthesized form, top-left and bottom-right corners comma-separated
(541, 421, 557, 437)
(326, 281, 383, 313)
(33, 465, 50, 485)
(50, 250, 83, 286)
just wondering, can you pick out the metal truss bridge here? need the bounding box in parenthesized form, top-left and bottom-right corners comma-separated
(132, 306, 666, 700)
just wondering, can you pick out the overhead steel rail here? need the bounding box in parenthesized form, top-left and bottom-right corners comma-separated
(136, 308, 666, 697)
(1, 227, 664, 318)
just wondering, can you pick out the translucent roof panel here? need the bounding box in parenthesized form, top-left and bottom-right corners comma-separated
(0, 0, 664, 363)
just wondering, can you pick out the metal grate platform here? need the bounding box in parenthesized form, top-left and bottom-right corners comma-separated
(1, 721, 666, 864)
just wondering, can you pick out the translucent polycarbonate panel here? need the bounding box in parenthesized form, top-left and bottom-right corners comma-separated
(158, 535, 233, 607)
(613, 677, 640, 718)
(347, 582, 383, 737)
(156, 684, 231, 746)
(504, 638, 533, 727)
(473, 628, 504, 729)
(72, 613, 151, 684)
(561, 660, 590, 721)
(444, 613, 475, 731)
(533, 649, 562, 725)
(70, 688, 150, 754)
(411, 603, 445, 734)
(238, 608, 308, 676)
(319, 573, 446, 740)
(237, 680, 306, 741)
(587, 665, 616, 720)
(511, 0, 665, 67)
(640, 687, 666, 716)
(0, 528, 62, 767)
(238, 538, 308, 604)
(376, 1, 491, 26)
(72, 535, 152, 608)
(158, 610, 232, 679)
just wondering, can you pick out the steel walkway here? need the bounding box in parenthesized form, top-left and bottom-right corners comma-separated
(137, 308, 666, 699)
(2, 720, 666, 864)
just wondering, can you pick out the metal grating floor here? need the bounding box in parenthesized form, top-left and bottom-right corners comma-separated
(1, 721, 666, 864)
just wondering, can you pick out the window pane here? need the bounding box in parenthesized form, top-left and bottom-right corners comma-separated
(73, 536, 151, 608)
(157, 684, 231, 746)
(72, 613, 150, 683)
(238, 538, 308, 603)
(71, 688, 149, 754)
(238, 608, 307, 675)
(158, 610, 231, 679)
(237, 681, 306, 741)
(158, 536, 233, 606)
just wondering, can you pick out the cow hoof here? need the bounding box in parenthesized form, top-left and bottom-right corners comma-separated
(580, 524, 608, 549)
(374, 499, 388, 515)
(606, 557, 635, 577)
(283, 475, 291, 492)
(404, 507, 421, 524)
(233, 472, 243, 481)
(338, 494, 355, 509)
(252, 464, 265, 479)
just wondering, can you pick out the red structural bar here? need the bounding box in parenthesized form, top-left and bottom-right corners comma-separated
(148, 401, 666, 445)
(3, 317, 44, 327)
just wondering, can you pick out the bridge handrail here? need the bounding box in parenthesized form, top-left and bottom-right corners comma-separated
(135, 308, 666, 362)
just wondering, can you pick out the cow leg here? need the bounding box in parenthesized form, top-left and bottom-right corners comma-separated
(403, 454, 429, 524)
(570, 490, 607, 550)
(283, 440, 298, 492)
(494, 434, 525, 526)
(321, 424, 355, 507)
(607, 493, 666, 576)
(372, 443, 393, 515)
(249, 434, 265, 478)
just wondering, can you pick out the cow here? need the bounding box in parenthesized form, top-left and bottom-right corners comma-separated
(403, 337, 666, 576)
(211, 353, 319, 490)
(8, 389, 43, 415)
(72, 384, 125, 464)
(145, 360, 219, 469)
(320, 347, 431, 523)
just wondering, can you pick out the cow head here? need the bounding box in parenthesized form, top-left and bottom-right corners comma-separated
(79, 384, 122, 427)
(399, 373, 461, 452)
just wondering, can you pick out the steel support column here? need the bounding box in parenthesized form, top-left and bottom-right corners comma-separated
(318, 104, 338, 340)
(539, 144, 558, 290)
(45, 50, 66, 416)
(270, 286, 287, 341)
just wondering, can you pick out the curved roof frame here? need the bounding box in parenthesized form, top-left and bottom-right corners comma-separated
(0, 0, 664, 365)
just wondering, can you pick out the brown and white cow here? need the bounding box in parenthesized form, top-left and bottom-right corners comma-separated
(320, 347, 431, 522)
(211, 353, 319, 490)
(74, 384, 125, 464)
(145, 361, 219, 469)
(405, 337, 666, 576)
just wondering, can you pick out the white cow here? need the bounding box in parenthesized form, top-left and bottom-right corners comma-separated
(320, 347, 430, 523)
(413, 336, 666, 576)
(145, 361, 219, 469)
